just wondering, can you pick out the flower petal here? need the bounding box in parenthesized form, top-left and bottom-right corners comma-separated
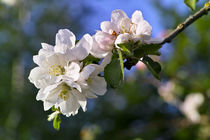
(59, 93, 80, 116)
(73, 90, 87, 112)
(111, 9, 128, 25)
(79, 64, 95, 80)
(64, 62, 81, 81)
(89, 76, 107, 96)
(136, 20, 152, 38)
(69, 34, 93, 61)
(28, 67, 49, 88)
(55, 29, 76, 48)
(90, 39, 110, 58)
(101, 21, 119, 34)
(115, 33, 131, 47)
(131, 10, 143, 24)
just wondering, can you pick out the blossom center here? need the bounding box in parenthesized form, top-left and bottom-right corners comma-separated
(86, 78, 92, 84)
(59, 85, 70, 101)
(49, 65, 65, 76)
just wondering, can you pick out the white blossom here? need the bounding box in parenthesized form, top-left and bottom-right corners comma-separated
(180, 93, 204, 123)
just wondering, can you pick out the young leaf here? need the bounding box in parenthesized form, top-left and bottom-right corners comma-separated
(53, 115, 61, 131)
(184, 0, 199, 10)
(142, 56, 161, 80)
(104, 56, 124, 88)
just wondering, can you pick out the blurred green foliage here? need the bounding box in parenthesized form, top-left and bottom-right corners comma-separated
(0, 0, 210, 140)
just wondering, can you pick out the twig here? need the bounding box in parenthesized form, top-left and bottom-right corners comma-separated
(160, 2, 210, 45)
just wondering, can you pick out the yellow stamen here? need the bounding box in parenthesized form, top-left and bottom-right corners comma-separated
(49, 65, 65, 76)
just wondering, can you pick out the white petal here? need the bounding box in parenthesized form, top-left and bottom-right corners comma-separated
(59, 93, 80, 116)
(36, 88, 46, 101)
(33, 55, 48, 68)
(69, 34, 93, 61)
(44, 101, 54, 111)
(28, 67, 48, 88)
(111, 9, 128, 25)
(39, 43, 54, 55)
(79, 64, 95, 80)
(101, 21, 119, 34)
(65, 62, 81, 81)
(120, 18, 131, 33)
(65, 81, 82, 92)
(55, 29, 76, 48)
(131, 10, 143, 24)
(115, 33, 131, 47)
(89, 76, 107, 96)
(84, 90, 98, 98)
(73, 90, 87, 112)
(90, 39, 110, 58)
(101, 52, 113, 69)
(136, 20, 152, 38)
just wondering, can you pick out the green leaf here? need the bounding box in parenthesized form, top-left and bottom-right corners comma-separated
(184, 0, 199, 10)
(133, 44, 161, 59)
(117, 49, 124, 81)
(142, 56, 161, 80)
(53, 115, 61, 131)
(104, 56, 124, 88)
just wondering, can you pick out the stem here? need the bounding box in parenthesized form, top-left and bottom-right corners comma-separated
(159, 2, 210, 45)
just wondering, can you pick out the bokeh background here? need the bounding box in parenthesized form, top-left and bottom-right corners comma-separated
(0, 0, 210, 140)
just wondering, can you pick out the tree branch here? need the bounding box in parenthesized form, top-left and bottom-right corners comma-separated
(160, 2, 210, 45)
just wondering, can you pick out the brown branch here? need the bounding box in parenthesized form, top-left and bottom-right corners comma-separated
(160, 2, 210, 45)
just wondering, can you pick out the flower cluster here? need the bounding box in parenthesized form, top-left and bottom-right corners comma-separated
(29, 10, 157, 119)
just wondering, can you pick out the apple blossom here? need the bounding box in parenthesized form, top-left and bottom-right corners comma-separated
(90, 9, 154, 58)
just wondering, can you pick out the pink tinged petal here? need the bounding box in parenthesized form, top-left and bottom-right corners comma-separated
(95, 31, 115, 51)
(115, 33, 131, 47)
(70, 34, 93, 61)
(89, 76, 107, 96)
(136, 20, 152, 38)
(80, 65, 95, 80)
(65, 62, 81, 81)
(73, 90, 87, 112)
(120, 18, 131, 33)
(111, 9, 128, 25)
(55, 29, 76, 48)
(131, 10, 144, 24)
(90, 39, 109, 58)
(101, 21, 119, 34)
